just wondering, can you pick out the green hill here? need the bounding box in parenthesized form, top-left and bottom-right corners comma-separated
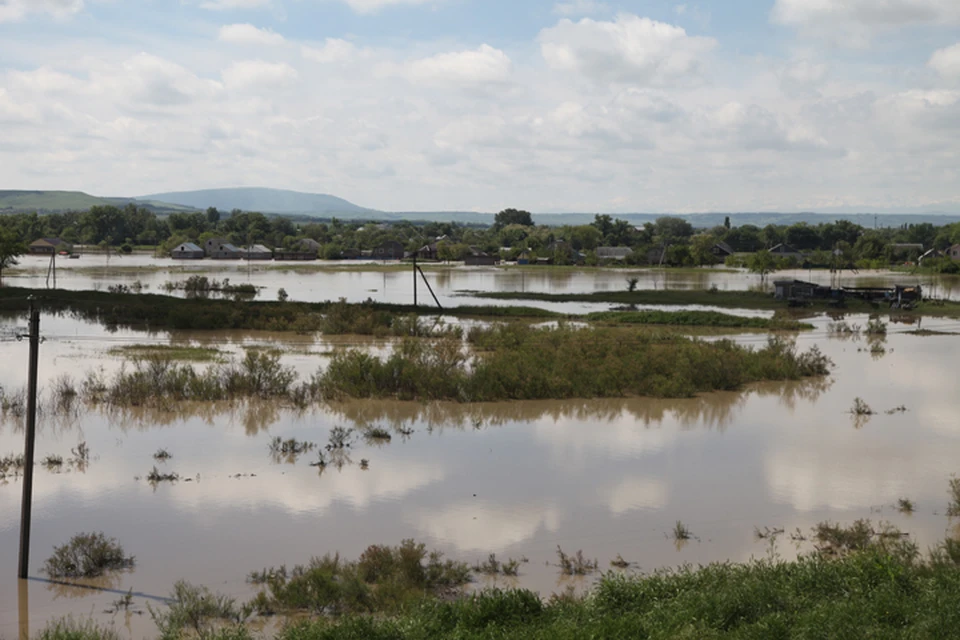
(139, 187, 371, 215)
(0, 190, 195, 214)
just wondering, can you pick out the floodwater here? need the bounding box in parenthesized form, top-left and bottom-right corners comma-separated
(1, 308, 959, 637)
(7, 254, 960, 307)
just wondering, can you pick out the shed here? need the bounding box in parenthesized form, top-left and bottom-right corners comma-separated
(373, 240, 405, 260)
(464, 247, 498, 266)
(417, 243, 439, 261)
(769, 243, 803, 259)
(711, 241, 734, 257)
(950, 244, 960, 262)
(243, 244, 273, 260)
(773, 280, 832, 301)
(171, 242, 204, 260)
(29, 238, 71, 255)
(596, 247, 633, 261)
(205, 238, 242, 259)
(340, 248, 361, 260)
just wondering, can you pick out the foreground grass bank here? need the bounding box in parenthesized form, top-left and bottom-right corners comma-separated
(38, 535, 960, 639)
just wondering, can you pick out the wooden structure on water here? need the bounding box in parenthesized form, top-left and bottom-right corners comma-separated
(774, 279, 922, 308)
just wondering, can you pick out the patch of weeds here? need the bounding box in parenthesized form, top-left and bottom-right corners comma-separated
(153, 448, 172, 462)
(50, 374, 79, 413)
(149, 580, 245, 638)
(104, 589, 140, 615)
(866, 318, 888, 335)
(754, 526, 785, 540)
(42, 454, 64, 471)
(897, 498, 915, 514)
(610, 554, 631, 569)
(850, 397, 874, 416)
(360, 459, 369, 470)
(886, 405, 908, 415)
(363, 427, 392, 443)
(268, 437, 315, 458)
(672, 520, 693, 541)
(248, 566, 287, 585)
(948, 477, 960, 517)
(326, 426, 354, 451)
(790, 528, 808, 542)
(42, 532, 135, 578)
(473, 553, 523, 577)
(556, 546, 598, 576)
(147, 466, 179, 484)
(0, 453, 25, 479)
(248, 539, 472, 616)
(813, 519, 914, 560)
(35, 617, 121, 640)
(110, 344, 223, 362)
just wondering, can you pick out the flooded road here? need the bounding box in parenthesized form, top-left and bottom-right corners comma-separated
(0, 311, 959, 636)
(7, 254, 958, 306)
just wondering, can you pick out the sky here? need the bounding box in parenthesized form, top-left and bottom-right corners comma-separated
(0, 0, 959, 213)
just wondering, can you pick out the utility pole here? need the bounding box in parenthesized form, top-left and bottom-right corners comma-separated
(18, 301, 40, 579)
(413, 254, 418, 306)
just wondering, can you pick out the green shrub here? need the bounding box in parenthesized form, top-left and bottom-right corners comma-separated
(42, 532, 134, 578)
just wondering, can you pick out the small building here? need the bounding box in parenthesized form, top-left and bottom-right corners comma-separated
(919, 248, 943, 265)
(373, 240, 405, 260)
(275, 239, 319, 261)
(29, 238, 71, 255)
(205, 238, 242, 259)
(171, 242, 204, 260)
(464, 247, 497, 266)
(243, 244, 273, 260)
(711, 241, 734, 257)
(340, 248, 361, 260)
(950, 244, 960, 261)
(773, 280, 832, 301)
(596, 247, 633, 261)
(769, 243, 803, 260)
(417, 243, 439, 261)
(517, 250, 531, 265)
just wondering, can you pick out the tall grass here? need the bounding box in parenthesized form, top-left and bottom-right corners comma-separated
(317, 325, 832, 402)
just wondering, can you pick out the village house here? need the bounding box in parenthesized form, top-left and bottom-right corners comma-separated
(204, 238, 242, 259)
(274, 238, 319, 261)
(171, 242, 204, 260)
(950, 244, 960, 261)
(373, 240, 405, 260)
(417, 243, 439, 261)
(769, 243, 803, 260)
(243, 244, 273, 260)
(464, 246, 498, 266)
(29, 238, 72, 255)
(711, 241, 734, 258)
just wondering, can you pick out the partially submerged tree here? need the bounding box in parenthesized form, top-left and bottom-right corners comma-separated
(0, 228, 26, 282)
(748, 249, 776, 283)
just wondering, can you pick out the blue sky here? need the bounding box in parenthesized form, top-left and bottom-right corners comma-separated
(1, 0, 959, 212)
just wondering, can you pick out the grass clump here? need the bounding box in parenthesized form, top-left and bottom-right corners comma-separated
(35, 617, 121, 640)
(897, 498, 915, 514)
(247, 539, 471, 616)
(153, 448, 173, 461)
(42, 532, 135, 578)
(269, 437, 316, 456)
(850, 397, 874, 416)
(556, 546, 598, 576)
(149, 580, 246, 638)
(672, 520, 693, 541)
(363, 427, 393, 443)
(318, 325, 832, 402)
(42, 454, 64, 470)
(948, 477, 960, 517)
(473, 553, 523, 577)
(147, 466, 180, 484)
(111, 344, 223, 362)
(585, 310, 812, 330)
(0, 452, 25, 479)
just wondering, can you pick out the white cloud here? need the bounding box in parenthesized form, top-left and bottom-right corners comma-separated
(301, 39, 356, 63)
(605, 476, 668, 515)
(539, 14, 716, 85)
(772, 0, 960, 45)
(414, 503, 562, 551)
(222, 59, 298, 90)
(199, 0, 272, 9)
(406, 44, 512, 86)
(929, 43, 960, 80)
(342, 0, 437, 15)
(0, 0, 83, 22)
(553, 0, 607, 17)
(218, 23, 285, 46)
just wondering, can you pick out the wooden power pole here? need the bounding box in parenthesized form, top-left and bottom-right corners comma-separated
(18, 302, 40, 579)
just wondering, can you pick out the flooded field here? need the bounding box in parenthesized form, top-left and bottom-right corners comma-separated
(1, 307, 959, 637)
(7, 254, 959, 306)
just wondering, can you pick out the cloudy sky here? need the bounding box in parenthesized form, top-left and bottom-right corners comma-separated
(1, 0, 959, 213)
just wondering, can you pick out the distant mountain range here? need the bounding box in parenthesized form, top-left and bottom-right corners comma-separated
(3, 188, 960, 228)
(139, 187, 370, 215)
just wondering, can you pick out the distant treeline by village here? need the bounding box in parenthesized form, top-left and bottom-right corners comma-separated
(3, 204, 960, 272)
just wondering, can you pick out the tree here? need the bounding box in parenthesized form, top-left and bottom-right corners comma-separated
(206, 207, 221, 225)
(494, 208, 533, 230)
(690, 234, 719, 267)
(748, 249, 775, 283)
(0, 228, 26, 282)
(654, 217, 694, 244)
(724, 216, 731, 230)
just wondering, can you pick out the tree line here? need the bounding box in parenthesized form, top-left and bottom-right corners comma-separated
(1, 205, 960, 272)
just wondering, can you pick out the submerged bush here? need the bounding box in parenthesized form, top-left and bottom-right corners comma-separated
(35, 617, 121, 640)
(42, 532, 135, 578)
(149, 580, 245, 639)
(249, 539, 471, 616)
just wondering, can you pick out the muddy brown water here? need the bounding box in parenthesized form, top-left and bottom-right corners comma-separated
(1, 310, 959, 637)
(8, 254, 960, 306)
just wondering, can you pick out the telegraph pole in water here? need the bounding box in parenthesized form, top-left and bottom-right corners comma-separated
(18, 301, 40, 579)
